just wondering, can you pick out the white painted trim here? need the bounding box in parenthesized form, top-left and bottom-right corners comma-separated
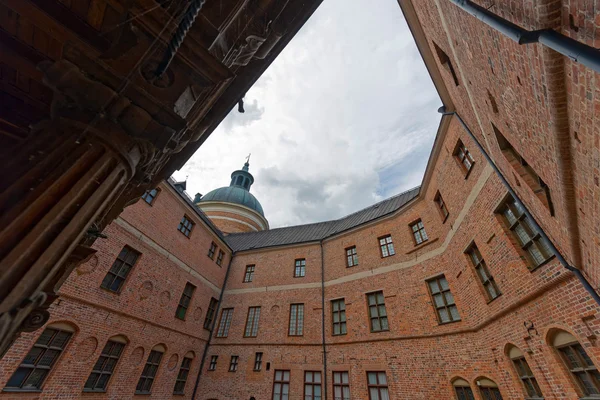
(114, 217, 221, 293)
(207, 215, 259, 231)
(197, 201, 269, 230)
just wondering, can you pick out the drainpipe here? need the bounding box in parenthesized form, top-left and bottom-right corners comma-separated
(447, 0, 600, 74)
(320, 240, 328, 400)
(191, 252, 235, 399)
(438, 107, 600, 307)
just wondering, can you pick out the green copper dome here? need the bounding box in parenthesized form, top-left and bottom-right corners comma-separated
(198, 160, 265, 217)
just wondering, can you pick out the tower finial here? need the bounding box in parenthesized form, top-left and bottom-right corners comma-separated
(243, 153, 251, 171)
(246, 153, 251, 164)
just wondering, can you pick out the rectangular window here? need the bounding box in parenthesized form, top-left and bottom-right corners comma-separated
(288, 303, 304, 336)
(494, 124, 554, 215)
(367, 291, 389, 332)
(454, 385, 475, 400)
(229, 356, 239, 372)
(453, 139, 475, 176)
(178, 215, 194, 237)
(208, 355, 218, 371)
(333, 371, 351, 400)
(5, 327, 72, 390)
(175, 282, 196, 320)
(216, 308, 234, 338)
(100, 246, 140, 293)
(410, 219, 428, 245)
(244, 265, 255, 282)
(557, 342, 600, 397)
(294, 259, 306, 277)
(427, 275, 460, 324)
(378, 235, 395, 258)
(498, 195, 553, 269)
(244, 306, 261, 337)
(135, 349, 163, 394)
(346, 246, 358, 267)
(331, 299, 347, 336)
(84, 339, 125, 392)
(433, 41, 459, 86)
(216, 250, 225, 266)
(304, 371, 322, 400)
(466, 243, 500, 301)
(273, 370, 290, 400)
(512, 356, 543, 398)
(208, 242, 217, 259)
(141, 188, 160, 205)
(367, 371, 390, 400)
(253, 352, 263, 371)
(203, 297, 219, 330)
(173, 356, 192, 394)
(434, 191, 449, 222)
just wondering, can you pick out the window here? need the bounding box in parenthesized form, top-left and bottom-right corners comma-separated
(433, 41, 459, 86)
(453, 140, 475, 176)
(135, 345, 164, 394)
(508, 346, 543, 399)
(498, 195, 553, 269)
(304, 371, 322, 400)
(244, 265, 255, 282)
(208, 355, 218, 371)
(216, 308, 234, 338)
(331, 299, 347, 336)
(427, 275, 460, 323)
(100, 246, 140, 293)
(253, 352, 263, 371)
(208, 242, 217, 259)
(141, 188, 159, 205)
(84, 337, 126, 392)
(410, 219, 428, 245)
(175, 282, 196, 320)
(553, 330, 600, 397)
(434, 191, 449, 222)
(173, 353, 193, 394)
(453, 378, 475, 400)
(294, 259, 306, 277)
(178, 215, 194, 237)
(476, 378, 503, 400)
(5, 325, 73, 390)
(367, 371, 389, 400)
(272, 370, 290, 400)
(203, 297, 218, 330)
(289, 303, 304, 336)
(229, 356, 239, 372)
(378, 235, 395, 258)
(244, 306, 261, 337)
(333, 371, 351, 400)
(367, 291, 389, 332)
(216, 250, 224, 266)
(466, 243, 500, 301)
(493, 124, 554, 215)
(346, 246, 358, 267)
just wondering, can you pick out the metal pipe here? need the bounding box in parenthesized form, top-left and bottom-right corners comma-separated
(438, 107, 600, 306)
(448, 0, 600, 74)
(320, 240, 328, 400)
(191, 252, 234, 399)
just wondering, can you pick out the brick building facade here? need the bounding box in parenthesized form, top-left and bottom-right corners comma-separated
(1, 0, 599, 399)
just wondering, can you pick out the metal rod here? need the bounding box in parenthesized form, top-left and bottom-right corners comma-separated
(439, 107, 600, 306)
(448, 0, 600, 74)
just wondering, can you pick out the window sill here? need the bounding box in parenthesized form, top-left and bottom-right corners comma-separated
(99, 286, 122, 295)
(441, 214, 449, 224)
(173, 393, 185, 396)
(486, 293, 502, 304)
(529, 255, 556, 273)
(134, 392, 152, 396)
(406, 238, 439, 255)
(3, 389, 43, 393)
(380, 254, 395, 259)
(438, 319, 461, 326)
(370, 329, 390, 333)
(83, 389, 107, 393)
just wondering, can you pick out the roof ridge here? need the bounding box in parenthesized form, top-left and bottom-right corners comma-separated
(336, 185, 421, 220)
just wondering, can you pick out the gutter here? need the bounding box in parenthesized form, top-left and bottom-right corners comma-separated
(439, 108, 600, 307)
(320, 240, 328, 400)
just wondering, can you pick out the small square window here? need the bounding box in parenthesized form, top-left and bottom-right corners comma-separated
(208, 242, 217, 260)
(453, 139, 475, 176)
(141, 188, 160, 205)
(409, 219, 428, 245)
(208, 355, 218, 371)
(378, 235, 395, 258)
(244, 265, 255, 283)
(229, 356, 238, 372)
(294, 259, 306, 278)
(346, 246, 358, 267)
(178, 216, 194, 237)
(216, 250, 225, 266)
(434, 192, 449, 223)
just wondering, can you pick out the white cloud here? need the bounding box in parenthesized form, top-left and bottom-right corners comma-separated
(173, 0, 441, 227)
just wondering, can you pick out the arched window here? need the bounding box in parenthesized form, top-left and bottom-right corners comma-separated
(236, 176, 243, 186)
(476, 378, 503, 400)
(243, 178, 249, 189)
(5, 322, 75, 390)
(552, 330, 600, 396)
(84, 335, 128, 392)
(136, 344, 166, 394)
(507, 345, 543, 398)
(452, 378, 475, 400)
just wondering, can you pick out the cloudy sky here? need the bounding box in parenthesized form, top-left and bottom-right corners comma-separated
(173, 0, 441, 228)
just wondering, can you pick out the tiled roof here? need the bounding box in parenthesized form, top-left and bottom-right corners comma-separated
(224, 186, 420, 252)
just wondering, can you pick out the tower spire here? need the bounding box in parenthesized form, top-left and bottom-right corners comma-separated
(243, 153, 251, 171)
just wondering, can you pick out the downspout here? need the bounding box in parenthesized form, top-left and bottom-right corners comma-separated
(446, 0, 600, 74)
(191, 252, 235, 399)
(438, 107, 600, 306)
(320, 240, 328, 400)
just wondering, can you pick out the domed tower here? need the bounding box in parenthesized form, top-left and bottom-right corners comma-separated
(196, 159, 268, 233)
